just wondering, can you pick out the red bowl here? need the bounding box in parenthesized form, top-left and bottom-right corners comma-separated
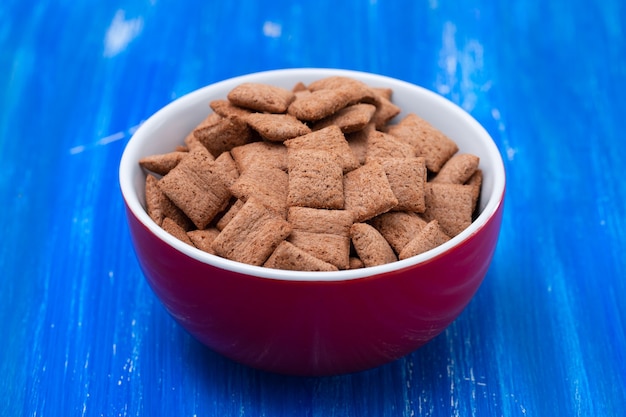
(119, 68, 505, 376)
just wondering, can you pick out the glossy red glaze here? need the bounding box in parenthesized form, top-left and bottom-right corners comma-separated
(125, 194, 504, 376)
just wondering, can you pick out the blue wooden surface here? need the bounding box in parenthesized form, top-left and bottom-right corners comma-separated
(1, 0, 625, 415)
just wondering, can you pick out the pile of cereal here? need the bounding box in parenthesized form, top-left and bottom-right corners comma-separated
(139, 76, 482, 271)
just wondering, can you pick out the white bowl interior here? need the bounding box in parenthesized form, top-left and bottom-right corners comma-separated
(119, 68, 505, 281)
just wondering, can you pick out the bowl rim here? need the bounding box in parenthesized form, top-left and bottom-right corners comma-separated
(119, 68, 505, 282)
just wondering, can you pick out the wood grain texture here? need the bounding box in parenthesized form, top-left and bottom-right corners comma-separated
(1, 0, 625, 415)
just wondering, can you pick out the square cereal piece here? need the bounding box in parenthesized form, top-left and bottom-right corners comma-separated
(184, 130, 210, 153)
(209, 99, 252, 120)
(372, 87, 393, 101)
(230, 141, 288, 173)
(423, 183, 475, 237)
(157, 150, 232, 229)
(287, 207, 353, 236)
(432, 153, 480, 184)
(288, 230, 350, 270)
(343, 162, 398, 222)
(162, 217, 194, 246)
(229, 166, 289, 217)
(399, 220, 450, 260)
(366, 130, 416, 162)
(213, 151, 240, 188)
(350, 223, 397, 267)
(387, 113, 458, 173)
(312, 103, 377, 134)
(371, 94, 401, 129)
(246, 113, 312, 142)
(371, 97, 401, 130)
(264, 241, 338, 272)
(370, 211, 428, 254)
(284, 125, 360, 173)
(215, 199, 245, 231)
(306, 76, 378, 105)
(187, 228, 221, 254)
(345, 123, 375, 166)
(379, 157, 427, 212)
(212, 197, 292, 266)
(292, 81, 308, 93)
(139, 151, 187, 176)
(287, 148, 344, 209)
(293, 88, 312, 100)
(287, 88, 354, 121)
(349, 257, 365, 269)
(193, 112, 253, 157)
(466, 169, 483, 212)
(145, 174, 193, 230)
(227, 83, 295, 113)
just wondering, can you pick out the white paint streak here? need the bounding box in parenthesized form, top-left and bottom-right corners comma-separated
(491, 107, 518, 161)
(97, 131, 125, 146)
(263, 21, 282, 38)
(69, 145, 85, 155)
(128, 123, 141, 135)
(437, 22, 458, 96)
(104, 10, 144, 57)
(69, 122, 143, 155)
(506, 147, 517, 161)
(436, 22, 491, 112)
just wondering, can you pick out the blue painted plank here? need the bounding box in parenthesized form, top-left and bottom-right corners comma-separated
(1, 0, 625, 416)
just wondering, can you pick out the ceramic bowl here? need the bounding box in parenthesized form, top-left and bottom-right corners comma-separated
(119, 68, 505, 376)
